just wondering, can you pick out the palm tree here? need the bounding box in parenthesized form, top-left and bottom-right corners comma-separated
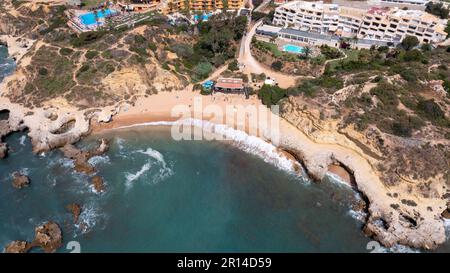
(303, 46, 311, 59)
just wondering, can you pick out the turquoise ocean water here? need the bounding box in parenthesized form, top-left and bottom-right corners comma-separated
(1, 45, 449, 253)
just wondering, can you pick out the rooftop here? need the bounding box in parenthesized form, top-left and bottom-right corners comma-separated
(215, 78, 244, 89)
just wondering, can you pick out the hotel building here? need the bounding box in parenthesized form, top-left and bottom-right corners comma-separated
(163, 0, 244, 12)
(272, 1, 448, 44)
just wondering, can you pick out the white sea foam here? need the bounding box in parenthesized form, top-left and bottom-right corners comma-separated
(444, 219, 450, 233)
(116, 137, 125, 150)
(115, 118, 303, 176)
(125, 162, 152, 189)
(347, 209, 366, 223)
(19, 135, 27, 146)
(75, 205, 101, 234)
(18, 168, 30, 176)
(88, 155, 110, 167)
(57, 157, 75, 169)
(378, 244, 421, 253)
(325, 172, 352, 188)
(139, 147, 174, 184)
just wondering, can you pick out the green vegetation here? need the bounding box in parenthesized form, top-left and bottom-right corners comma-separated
(271, 60, 283, 71)
(228, 59, 239, 71)
(401, 35, 420, 51)
(425, 2, 449, 19)
(85, 50, 99, 59)
(59, 48, 74, 56)
(253, 39, 282, 57)
(174, 14, 248, 81)
(290, 76, 344, 97)
(39, 6, 67, 35)
(258, 84, 288, 106)
(320, 45, 344, 59)
(70, 31, 107, 47)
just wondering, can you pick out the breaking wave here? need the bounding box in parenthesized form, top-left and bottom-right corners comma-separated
(74, 203, 107, 236)
(19, 135, 26, 146)
(88, 155, 110, 167)
(125, 162, 151, 189)
(115, 118, 303, 176)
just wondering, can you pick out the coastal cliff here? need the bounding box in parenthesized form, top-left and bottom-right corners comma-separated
(279, 96, 449, 249)
(1, 0, 449, 251)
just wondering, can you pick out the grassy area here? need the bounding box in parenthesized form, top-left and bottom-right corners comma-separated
(253, 39, 282, 58)
(80, 0, 105, 9)
(326, 49, 358, 72)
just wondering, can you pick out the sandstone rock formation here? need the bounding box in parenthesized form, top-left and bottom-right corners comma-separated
(91, 176, 105, 193)
(32, 222, 62, 253)
(0, 142, 7, 159)
(60, 138, 109, 174)
(279, 97, 448, 250)
(3, 221, 62, 253)
(11, 172, 30, 189)
(66, 203, 82, 224)
(4, 241, 29, 253)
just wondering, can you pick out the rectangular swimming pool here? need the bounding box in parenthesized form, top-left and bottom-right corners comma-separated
(194, 13, 213, 21)
(79, 9, 117, 26)
(282, 44, 305, 54)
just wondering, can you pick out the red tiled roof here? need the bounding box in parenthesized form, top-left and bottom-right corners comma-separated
(215, 78, 244, 89)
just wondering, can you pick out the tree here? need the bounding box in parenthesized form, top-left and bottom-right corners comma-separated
(258, 84, 287, 106)
(228, 59, 239, 71)
(401, 35, 419, 51)
(271, 60, 283, 71)
(425, 2, 449, 19)
(303, 46, 311, 59)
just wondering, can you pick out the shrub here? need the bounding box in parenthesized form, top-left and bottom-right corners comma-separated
(193, 62, 213, 81)
(79, 64, 90, 73)
(399, 69, 417, 82)
(228, 59, 239, 71)
(85, 50, 99, 59)
(403, 49, 423, 62)
(400, 36, 419, 51)
(417, 99, 445, 121)
(271, 60, 283, 71)
(38, 67, 48, 76)
(258, 84, 287, 106)
(320, 45, 344, 59)
(70, 31, 106, 47)
(59, 47, 73, 56)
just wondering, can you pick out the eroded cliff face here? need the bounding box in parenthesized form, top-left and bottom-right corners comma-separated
(0, 2, 188, 154)
(280, 96, 449, 250)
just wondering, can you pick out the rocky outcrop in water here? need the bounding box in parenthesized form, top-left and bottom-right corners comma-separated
(60, 138, 109, 175)
(91, 176, 105, 193)
(32, 222, 62, 253)
(4, 241, 29, 253)
(66, 203, 82, 224)
(0, 142, 7, 159)
(3, 221, 62, 253)
(11, 172, 30, 189)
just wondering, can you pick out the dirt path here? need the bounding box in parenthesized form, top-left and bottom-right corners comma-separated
(238, 20, 299, 88)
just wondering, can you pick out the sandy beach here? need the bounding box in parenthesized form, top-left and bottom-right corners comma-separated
(92, 89, 448, 249)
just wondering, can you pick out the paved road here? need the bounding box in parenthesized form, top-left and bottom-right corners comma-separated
(254, 0, 271, 13)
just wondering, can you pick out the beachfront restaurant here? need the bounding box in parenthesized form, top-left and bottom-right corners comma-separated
(214, 78, 245, 93)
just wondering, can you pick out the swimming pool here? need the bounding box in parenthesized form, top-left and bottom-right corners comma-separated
(282, 44, 305, 54)
(79, 9, 117, 26)
(193, 13, 213, 21)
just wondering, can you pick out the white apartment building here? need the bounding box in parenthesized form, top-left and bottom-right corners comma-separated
(273, 1, 448, 44)
(378, 0, 428, 6)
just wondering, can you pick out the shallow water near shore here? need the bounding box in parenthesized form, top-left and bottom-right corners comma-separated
(0, 127, 378, 252)
(1, 48, 449, 253)
(0, 45, 15, 84)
